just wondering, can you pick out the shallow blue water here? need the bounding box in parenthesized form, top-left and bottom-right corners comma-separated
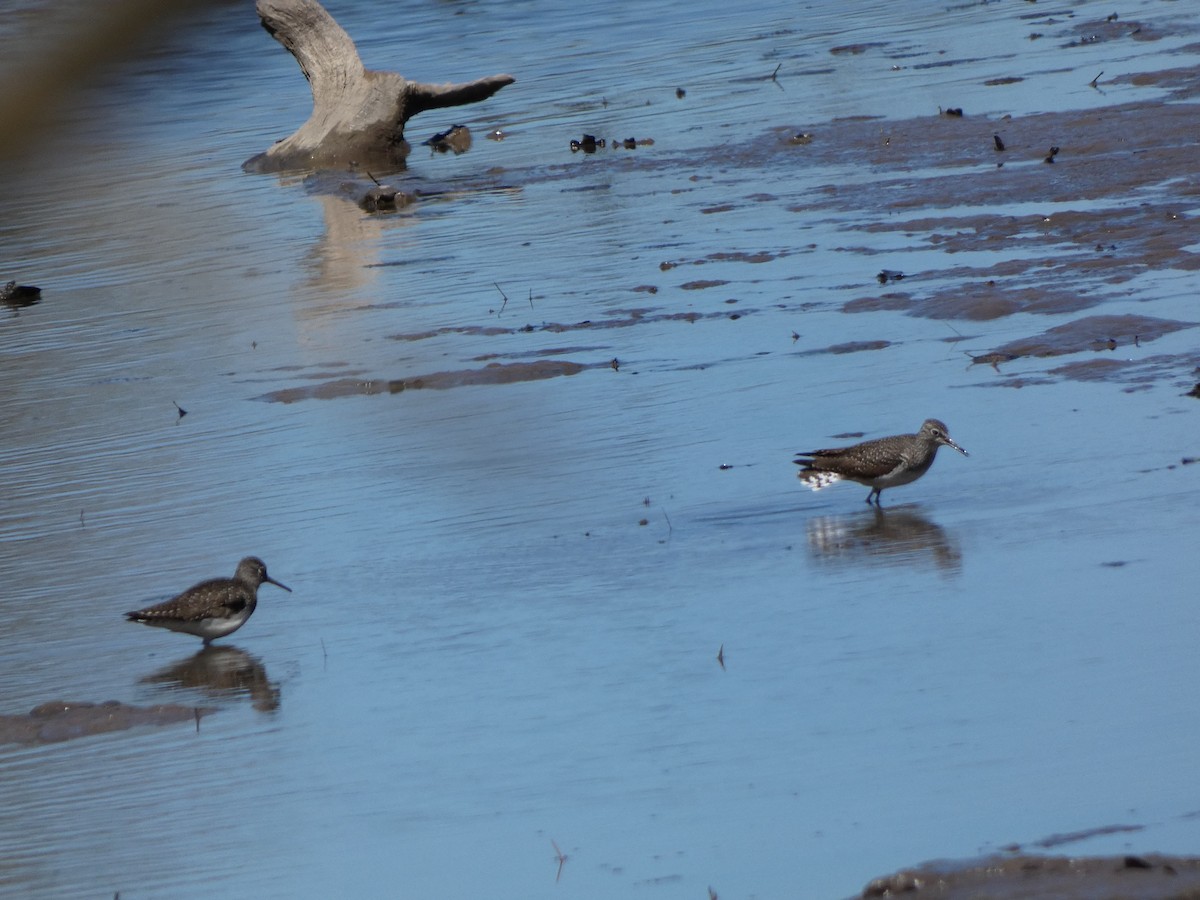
(1, 1, 1199, 897)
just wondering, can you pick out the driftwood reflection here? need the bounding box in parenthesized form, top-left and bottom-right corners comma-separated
(805, 505, 962, 574)
(140, 645, 281, 712)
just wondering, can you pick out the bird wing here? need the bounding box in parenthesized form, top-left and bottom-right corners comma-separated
(794, 435, 907, 480)
(127, 580, 247, 621)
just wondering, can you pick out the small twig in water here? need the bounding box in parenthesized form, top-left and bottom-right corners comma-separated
(551, 840, 568, 882)
(1089, 70, 1103, 88)
(321, 638, 328, 668)
(528, 289, 534, 310)
(365, 170, 382, 186)
(494, 282, 508, 315)
(716, 644, 725, 671)
(662, 508, 673, 540)
(941, 320, 966, 344)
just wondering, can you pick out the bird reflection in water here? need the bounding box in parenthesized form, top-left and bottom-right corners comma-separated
(805, 505, 962, 574)
(140, 645, 280, 712)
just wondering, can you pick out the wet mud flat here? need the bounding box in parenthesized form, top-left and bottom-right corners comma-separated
(730, 60, 1200, 391)
(268, 30, 1200, 406)
(860, 852, 1200, 899)
(246, 19, 1200, 897)
(0, 700, 209, 746)
(3, 6, 1199, 898)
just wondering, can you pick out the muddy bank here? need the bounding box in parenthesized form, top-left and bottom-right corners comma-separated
(256, 308, 748, 402)
(860, 852, 1200, 899)
(266, 55, 1200, 403)
(766, 67, 1200, 388)
(259, 358, 592, 403)
(0, 700, 210, 746)
(519, 46, 1200, 394)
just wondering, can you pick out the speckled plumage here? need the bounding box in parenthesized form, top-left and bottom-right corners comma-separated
(126, 557, 291, 644)
(794, 419, 968, 505)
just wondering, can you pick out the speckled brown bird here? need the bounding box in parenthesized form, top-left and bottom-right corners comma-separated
(125, 557, 291, 644)
(794, 419, 968, 505)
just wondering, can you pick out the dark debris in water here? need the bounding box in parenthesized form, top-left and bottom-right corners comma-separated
(570, 134, 605, 153)
(423, 124, 471, 155)
(1, 280, 41, 309)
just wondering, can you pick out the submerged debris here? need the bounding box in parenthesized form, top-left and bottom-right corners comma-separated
(424, 124, 472, 155)
(1, 280, 41, 308)
(358, 172, 413, 212)
(570, 134, 605, 153)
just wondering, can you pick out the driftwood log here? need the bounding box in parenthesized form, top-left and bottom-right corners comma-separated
(243, 0, 514, 173)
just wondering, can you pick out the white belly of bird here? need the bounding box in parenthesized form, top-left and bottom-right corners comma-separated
(801, 458, 931, 492)
(871, 460, 929, 488)
(159, 611, 251, 640)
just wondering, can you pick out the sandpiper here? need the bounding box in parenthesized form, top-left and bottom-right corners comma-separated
(125, 557, 291, 645)
(794, 419, 968, 505)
